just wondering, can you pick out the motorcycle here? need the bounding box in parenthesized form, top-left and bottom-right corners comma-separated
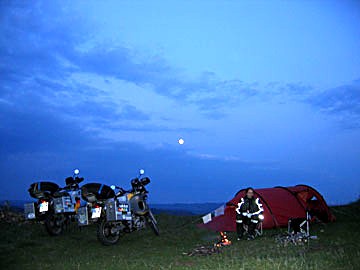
(81, 169, 159, 245)
(25, 169, 85, 236)
(44, 169, 84, 235)
(77, 181, 116, 227)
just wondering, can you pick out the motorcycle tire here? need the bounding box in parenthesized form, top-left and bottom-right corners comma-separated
(97, 219, 121, 246)
(45, 213, 64, 236)
(146, 211, 160, 236)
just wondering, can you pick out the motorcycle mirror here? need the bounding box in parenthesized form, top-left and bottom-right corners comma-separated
(139, 169, 145, 175)
(74, 169, 80, 175)
(110, 185, 116, 190)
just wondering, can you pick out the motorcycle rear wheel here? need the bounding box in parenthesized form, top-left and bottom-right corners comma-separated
(97, 219, 121, 246)
(45, 213, 64, 236)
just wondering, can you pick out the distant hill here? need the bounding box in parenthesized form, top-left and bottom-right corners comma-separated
(0, 200, 28, 213)
(151, 203, 223, 216)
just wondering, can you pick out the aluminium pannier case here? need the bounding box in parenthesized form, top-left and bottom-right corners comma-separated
(24, 203, 36, 220)
(106, 196, 132, 221)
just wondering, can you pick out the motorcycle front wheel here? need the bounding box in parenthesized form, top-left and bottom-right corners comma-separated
(97, 219, 121, 246)
(146, 211, 160, 236)
(45, 213, 64, 236)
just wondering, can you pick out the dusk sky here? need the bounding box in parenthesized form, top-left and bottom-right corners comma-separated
(1, 0, 359, 205)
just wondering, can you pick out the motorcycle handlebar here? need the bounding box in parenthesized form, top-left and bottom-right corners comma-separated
(113, 176, 150, 196)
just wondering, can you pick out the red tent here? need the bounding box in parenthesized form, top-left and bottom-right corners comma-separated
(200, 184, 335, 232)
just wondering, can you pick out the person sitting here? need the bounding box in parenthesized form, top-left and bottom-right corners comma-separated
(235, 187, 264, 240)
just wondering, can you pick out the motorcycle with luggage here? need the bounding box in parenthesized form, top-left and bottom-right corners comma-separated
(79, 169, 159, 245)
(25, 169, 84, 236)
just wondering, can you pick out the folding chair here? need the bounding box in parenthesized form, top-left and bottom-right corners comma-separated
(243, 220, 263, 237)
(288, 211, 310, 236)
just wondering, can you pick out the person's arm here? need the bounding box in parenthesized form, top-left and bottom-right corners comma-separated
(251, 198, 264, 217)
(235, 198, 245, 214)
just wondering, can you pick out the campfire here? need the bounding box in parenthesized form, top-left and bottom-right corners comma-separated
(215, 231, 232, 247)
(184, 231, 231, 256)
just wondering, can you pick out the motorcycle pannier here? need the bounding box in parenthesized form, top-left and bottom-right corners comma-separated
(106, 197, 132, 221)
(54, 196, 75, 213)
(24, 203, 36, 220)
(77, 206, 89, 226)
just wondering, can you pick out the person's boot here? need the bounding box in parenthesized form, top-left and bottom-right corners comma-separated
(247, 234, 255, 240)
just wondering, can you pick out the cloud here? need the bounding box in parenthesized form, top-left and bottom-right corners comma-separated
(309, 81, 360, 114)
(1, 1, 267, 123)
(1, 1, 360, 205)
(307, 80, 360, 129)
(1, 2, 360, 151)
(0, 100, 95, 156)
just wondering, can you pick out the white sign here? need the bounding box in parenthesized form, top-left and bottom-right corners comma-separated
(39, 202, 49, 212)
(202, 213, 212, 224)
(91, 207, 102, 219)
(214, 205, 225, 217)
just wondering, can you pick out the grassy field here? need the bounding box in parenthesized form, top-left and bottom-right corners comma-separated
(0, 202, 359, 270)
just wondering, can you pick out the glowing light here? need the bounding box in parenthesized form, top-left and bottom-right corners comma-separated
(259, 214, 264, 220)
(74, 169, 80, 175)
(178, 138, 185, 145)
(215, 231, 232, 247)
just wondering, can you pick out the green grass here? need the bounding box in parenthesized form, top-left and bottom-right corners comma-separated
(0, 203, 359, 270)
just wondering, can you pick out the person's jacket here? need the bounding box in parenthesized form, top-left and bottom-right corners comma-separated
(235, 197, 263, 216)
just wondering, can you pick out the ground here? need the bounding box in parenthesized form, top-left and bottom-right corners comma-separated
(0, 203, 359, 270)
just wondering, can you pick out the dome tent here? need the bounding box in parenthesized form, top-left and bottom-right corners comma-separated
(200, 184, 335, 232)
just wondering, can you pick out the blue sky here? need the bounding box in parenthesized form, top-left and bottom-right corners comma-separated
(0, 0, 359, 204)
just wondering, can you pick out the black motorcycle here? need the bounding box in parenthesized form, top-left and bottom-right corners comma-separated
(81, 170, 159, 245)
(25, 169, 84, 236)
(44, 169, 84, 235)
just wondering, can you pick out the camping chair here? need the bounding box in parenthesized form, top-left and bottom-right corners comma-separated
(227, 202, 264, 237)
(276, 211, 318, 245)
(255, 221, 263, 236)
(242, 219, 263, 237)
(288, 211, 310, 236)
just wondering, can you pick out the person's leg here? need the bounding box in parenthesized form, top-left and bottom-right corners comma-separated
(236, 214, 245, 239)
(248, 219, 258, 239)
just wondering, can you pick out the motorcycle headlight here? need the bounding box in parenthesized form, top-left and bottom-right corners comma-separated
(258, 214, 264, 220)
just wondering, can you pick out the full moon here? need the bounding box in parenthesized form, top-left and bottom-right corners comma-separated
(178, 138, 185, 145)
